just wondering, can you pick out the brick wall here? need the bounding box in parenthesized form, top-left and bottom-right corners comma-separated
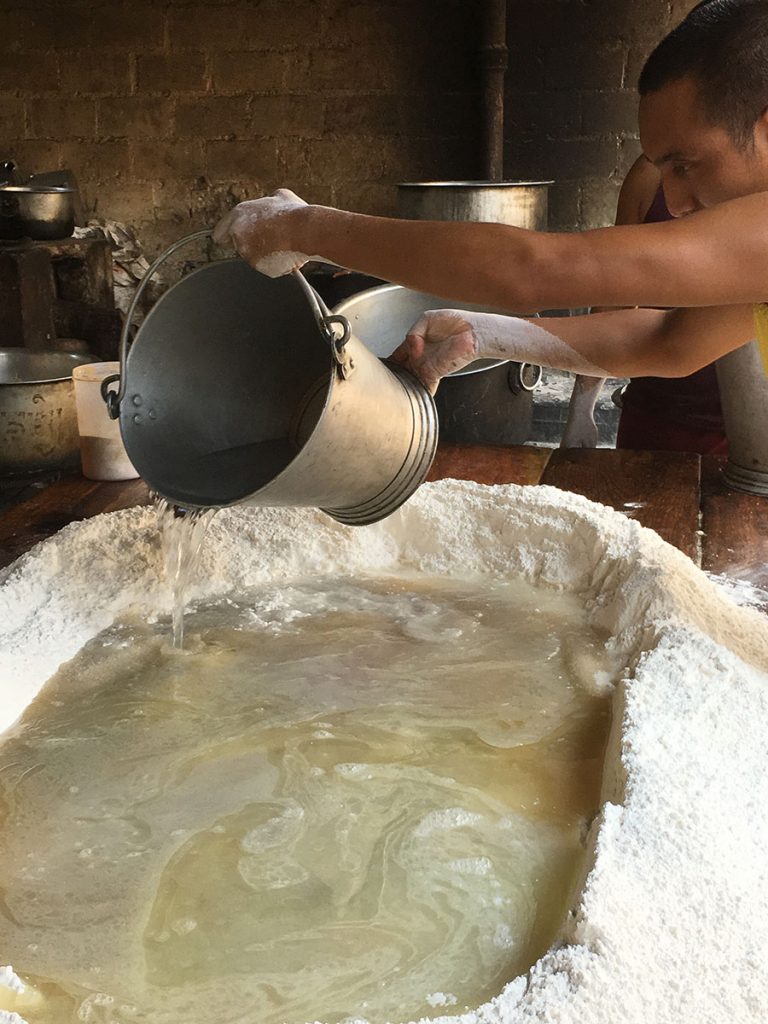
(504, 0, 699, 229)
(3, 0, 697, 254)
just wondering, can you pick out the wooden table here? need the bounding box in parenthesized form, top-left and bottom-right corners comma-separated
(2, 446, 768, 589)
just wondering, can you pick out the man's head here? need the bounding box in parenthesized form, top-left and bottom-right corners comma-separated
(638, 0, 768, 214)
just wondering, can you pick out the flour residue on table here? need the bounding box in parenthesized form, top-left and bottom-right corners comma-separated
(1, 480, 768, 1024)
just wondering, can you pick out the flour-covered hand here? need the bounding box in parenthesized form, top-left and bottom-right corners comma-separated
(212, 189, 318, 277)
(391, 311, 478, 395)
(394, 309, 612, 395)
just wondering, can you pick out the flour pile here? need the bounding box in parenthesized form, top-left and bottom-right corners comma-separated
(1, 479, 768, 1024)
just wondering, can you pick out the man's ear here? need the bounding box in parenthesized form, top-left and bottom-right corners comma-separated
(753, 106, 768, 152)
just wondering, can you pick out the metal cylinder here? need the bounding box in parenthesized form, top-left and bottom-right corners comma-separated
(333, 284, 538, 446)
(397, 180, 552, 230)
(716, 341, 768, 494)
(0, 349, 93, 474)
(118, 260, 438, 525)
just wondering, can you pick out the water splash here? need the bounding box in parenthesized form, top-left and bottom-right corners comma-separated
(155, 496, 216, 648)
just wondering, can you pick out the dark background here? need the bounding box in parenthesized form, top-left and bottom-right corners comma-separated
(2, 0, 697, 254)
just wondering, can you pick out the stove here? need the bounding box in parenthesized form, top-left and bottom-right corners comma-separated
(0, 236, 121, 358)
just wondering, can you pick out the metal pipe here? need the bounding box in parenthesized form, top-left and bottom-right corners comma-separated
(481, 0, 508, 181)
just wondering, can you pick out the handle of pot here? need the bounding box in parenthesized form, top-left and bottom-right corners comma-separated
(323, 314, 353, 379)
(103, 228, 213, 419)
(507, 361, 543, 394)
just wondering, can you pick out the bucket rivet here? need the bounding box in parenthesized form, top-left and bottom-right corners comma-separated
(132, 413, 142, 425)
(132, 394, 143, 407)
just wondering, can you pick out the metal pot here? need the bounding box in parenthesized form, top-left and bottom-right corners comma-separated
(397, 180, 552, 230)
(716, 341, 768, 494)
(0, 185, 77, 241)
(0, 349, 94, 474)
(333, 284, 541, 446)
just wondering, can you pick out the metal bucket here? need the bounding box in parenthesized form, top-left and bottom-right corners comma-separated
(333, 284, 541, 446)
(104, 234, 438, 525)
(0, 349, 94, 474)
(397, 180, 552, 230)
(716, 341, 768, 494)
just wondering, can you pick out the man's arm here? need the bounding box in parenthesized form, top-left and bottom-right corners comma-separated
(539, 304, 754, 376)
(563, 155, 662, 448)
(214, 188, 768, 311)
(392, 304, 755, 392)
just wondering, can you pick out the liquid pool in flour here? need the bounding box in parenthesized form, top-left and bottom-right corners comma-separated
(0, 574, 615, 1024)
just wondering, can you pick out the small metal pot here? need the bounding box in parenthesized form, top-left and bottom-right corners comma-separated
(0, 185, 77, 241)
(0, 349, 94, 474)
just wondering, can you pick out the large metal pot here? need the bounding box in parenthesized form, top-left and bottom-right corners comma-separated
(716, 341, 768, 494)
(0, 349, 94, 474)
(333, 285, 541, 446)
(0, 185, 77, 241)
(397, 180, 552, 230)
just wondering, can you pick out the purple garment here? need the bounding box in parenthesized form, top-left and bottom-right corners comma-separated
(618, 185, 725, 440)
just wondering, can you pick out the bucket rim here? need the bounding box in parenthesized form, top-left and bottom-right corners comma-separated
(396, 180, 555, 189)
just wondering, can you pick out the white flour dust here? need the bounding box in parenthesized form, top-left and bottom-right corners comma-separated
(2, 479, 768, 1024)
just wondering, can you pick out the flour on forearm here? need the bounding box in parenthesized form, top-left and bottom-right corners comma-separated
(458, 311, 612, 377)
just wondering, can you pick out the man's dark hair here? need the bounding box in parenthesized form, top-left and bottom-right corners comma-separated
(639, 0, 768, 145)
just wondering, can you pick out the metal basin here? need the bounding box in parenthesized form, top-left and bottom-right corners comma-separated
(0, 350, 94, 474)
(333, 285, 540, 446)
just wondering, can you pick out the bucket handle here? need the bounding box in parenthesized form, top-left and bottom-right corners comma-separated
(102, 228, 213, 419)
(101, 230, 354, 418)
(324, 314, 354, 379)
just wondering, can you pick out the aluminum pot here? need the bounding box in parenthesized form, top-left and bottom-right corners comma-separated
(397, 180, 552, 230)
(333, 285, 541, 446)
(0, 185, 77, 241)
(0, 349, 94, 474)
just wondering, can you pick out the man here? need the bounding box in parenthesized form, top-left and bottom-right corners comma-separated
(213, 0, 768, 395)
(563, 155, 729, 454)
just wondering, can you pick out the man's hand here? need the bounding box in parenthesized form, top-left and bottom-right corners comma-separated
(391, 311, 478, 394)
(212, 189, 314, 277)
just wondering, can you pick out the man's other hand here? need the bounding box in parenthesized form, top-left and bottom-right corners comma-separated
(391, 310, 478, 395)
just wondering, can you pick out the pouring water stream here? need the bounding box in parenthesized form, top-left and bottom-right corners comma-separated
(155, 497, 216, 648)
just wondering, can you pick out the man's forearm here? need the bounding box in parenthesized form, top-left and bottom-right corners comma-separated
(298, 205, 565, 312)
(294, 193, 768, 312)
(391, 301, 755, 392)
(534, 305, 755, 377)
